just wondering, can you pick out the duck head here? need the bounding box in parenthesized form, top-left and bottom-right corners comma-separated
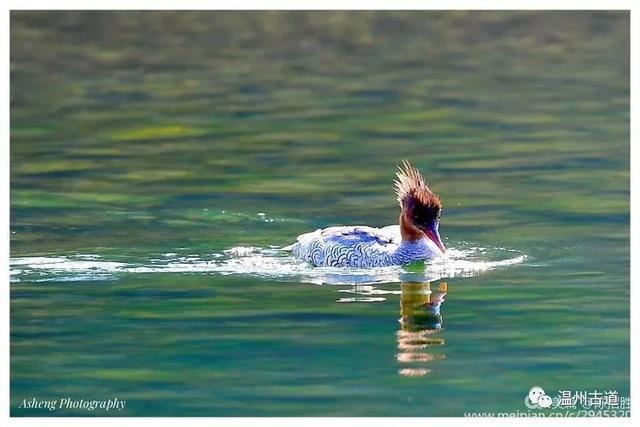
(395, 160, 446, 253)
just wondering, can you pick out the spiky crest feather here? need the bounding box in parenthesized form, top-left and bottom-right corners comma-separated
(394, 160, 440, 209)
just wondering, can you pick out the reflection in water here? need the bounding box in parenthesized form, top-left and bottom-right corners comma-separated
(335, 283, 400, 303)
(397, 281, 447, 377)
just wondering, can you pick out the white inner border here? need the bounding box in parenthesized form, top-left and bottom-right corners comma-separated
(2, 3, 636, 427)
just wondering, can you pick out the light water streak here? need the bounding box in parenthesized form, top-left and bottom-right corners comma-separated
(10, 245, 526, 285)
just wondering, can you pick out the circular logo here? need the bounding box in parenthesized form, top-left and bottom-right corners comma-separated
(524, 386, 551, 409)
(538, 395, 553, 408)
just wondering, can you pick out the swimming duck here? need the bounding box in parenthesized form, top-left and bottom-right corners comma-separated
(285, 161, 446, 267)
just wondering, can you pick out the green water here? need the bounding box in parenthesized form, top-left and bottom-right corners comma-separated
(10, 11, 629, 416)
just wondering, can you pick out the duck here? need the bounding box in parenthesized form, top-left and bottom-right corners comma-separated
(284, 161, 446, 267)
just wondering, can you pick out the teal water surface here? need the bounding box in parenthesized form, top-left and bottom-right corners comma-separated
(10, 11, 629, 416)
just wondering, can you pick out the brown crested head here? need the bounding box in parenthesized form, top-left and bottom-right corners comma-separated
(395, 160, 441, 220)
(394, 160, 446, 252)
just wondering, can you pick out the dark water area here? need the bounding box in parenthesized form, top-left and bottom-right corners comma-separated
(10, 11, 629, 416)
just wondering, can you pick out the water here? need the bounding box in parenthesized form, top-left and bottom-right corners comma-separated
(10, 11, 629, 416)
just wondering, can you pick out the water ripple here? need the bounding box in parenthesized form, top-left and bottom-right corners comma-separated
(10, 244, 526, 285)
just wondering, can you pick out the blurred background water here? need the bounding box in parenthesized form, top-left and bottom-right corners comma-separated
(10, 11, 629, 416)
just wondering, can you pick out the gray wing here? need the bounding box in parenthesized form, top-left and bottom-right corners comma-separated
(288, 225, 401, 267)
(321, 225, 400, 246)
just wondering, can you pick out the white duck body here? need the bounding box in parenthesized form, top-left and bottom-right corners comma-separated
(287, 225, 442, 267)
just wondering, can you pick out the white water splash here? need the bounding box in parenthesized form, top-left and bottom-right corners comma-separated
(10, 245, 526, 285)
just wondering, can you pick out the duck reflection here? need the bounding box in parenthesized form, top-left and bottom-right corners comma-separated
(397, 281, 447, 377)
